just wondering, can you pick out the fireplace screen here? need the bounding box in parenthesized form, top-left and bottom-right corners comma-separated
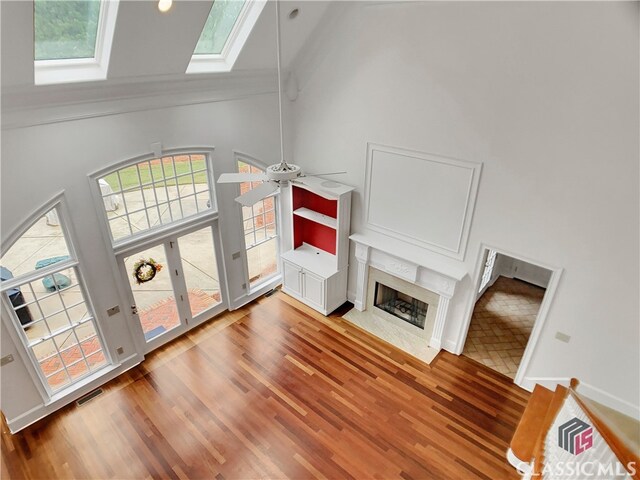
(374, 282, 428, 329)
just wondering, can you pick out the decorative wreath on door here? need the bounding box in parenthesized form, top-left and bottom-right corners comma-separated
(132, 258, 163, 285)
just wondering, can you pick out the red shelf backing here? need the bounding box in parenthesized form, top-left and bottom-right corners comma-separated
(292, 186, 338, 255)
(292, 186, 337, 218)
(293, 216, 336, 254)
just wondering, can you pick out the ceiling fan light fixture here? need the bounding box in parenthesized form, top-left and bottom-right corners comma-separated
(266, 163, 302, 182)
(158, 0, 172, 13)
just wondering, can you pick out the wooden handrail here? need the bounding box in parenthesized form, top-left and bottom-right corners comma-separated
(532, 384, 570, 476)
(569, 380, 640, 480)
(510, 385, 555, 463)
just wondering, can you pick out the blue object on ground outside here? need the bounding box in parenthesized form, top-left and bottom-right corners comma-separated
(35, 256, 72, 291)
(1, 266, 33, 325)
(144, 325, 166, 341)
(0, 266, 19, 297)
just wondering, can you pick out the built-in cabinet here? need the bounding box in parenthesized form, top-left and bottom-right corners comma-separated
(281, 177, 353, 315)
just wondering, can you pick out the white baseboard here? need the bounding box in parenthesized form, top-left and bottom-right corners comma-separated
(522, 376, 640, 420)
(347, 290, 356, 303)
(7, 353, 142, 433)
(577, 382, 640, 420)
(520, 376, 569, 393)
(442, 338, 458, 354)
(230, 275, 282, 310)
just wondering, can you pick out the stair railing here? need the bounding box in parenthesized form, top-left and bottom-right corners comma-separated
(531, 379, 639, 480)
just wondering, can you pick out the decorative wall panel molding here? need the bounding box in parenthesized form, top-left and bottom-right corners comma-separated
(364, 143, 482, 260)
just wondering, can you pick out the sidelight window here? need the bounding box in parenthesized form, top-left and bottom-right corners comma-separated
(237, 159, 279, 289)
(0, 205, 109, 394)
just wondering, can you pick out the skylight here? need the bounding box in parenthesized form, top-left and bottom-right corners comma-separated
(194, 0, 246, 55)
(187, 0, 266, 74)
(34, 0, 101, 61)
(33, 0, 119, 85)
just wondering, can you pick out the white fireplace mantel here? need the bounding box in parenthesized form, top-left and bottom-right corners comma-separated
(350, 232, 467, 350)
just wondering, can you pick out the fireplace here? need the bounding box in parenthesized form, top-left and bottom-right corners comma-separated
(374, 282, 428, 329)
(350, 234, 463, 351)
(363, 266, 440, 342)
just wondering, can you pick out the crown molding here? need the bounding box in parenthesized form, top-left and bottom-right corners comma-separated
(2, 69, 278, 130)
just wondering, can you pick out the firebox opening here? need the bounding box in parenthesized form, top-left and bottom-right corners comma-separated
(374, 282, 428, 329)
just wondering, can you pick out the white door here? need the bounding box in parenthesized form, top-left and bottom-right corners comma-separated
(303, 271, 324, 309)
(118, 223, 227, 353)
(479, 249, 498, 293)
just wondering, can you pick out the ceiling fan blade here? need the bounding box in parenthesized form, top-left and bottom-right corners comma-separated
(302, 171, 347, 177)
(217, 172, 267, 184)
(235, 182, 279, 207)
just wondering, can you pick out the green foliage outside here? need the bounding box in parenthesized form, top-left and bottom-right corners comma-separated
(34, 0, 100, 61)
(194, 0, 245, 55)
(103, 159, 208, 192)
(35, 0, 245, 59)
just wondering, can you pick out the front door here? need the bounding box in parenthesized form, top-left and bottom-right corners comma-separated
(118, 223, 227, 353)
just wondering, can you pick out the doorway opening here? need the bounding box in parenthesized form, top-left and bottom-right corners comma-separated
(462, 248, 554, 380)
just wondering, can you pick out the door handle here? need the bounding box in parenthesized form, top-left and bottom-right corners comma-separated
(131, 305, 138, 315)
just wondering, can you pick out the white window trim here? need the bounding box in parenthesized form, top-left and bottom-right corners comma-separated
(235, 152, 281, 293)
(0, 193, 113, 401)
(34, 0, 120, 86)
(186, 0, 266, 74)
(88, 148, 218, 251)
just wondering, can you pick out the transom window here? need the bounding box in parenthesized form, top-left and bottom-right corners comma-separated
(0, 206, 109, 394)
(238, 159, 278, 289)
(98, 154, 214, 243)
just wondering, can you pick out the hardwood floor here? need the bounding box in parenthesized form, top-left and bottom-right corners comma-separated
(2, 292, 529, 479)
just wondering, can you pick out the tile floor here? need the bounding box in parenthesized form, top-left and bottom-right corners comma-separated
(463, 276, 545, 379)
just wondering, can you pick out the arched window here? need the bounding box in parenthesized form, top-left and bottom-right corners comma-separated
(0, 201, 109, 394)
(95, 152, 215, 245)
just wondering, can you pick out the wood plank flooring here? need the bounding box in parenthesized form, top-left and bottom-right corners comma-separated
(2, 292, 530, 479)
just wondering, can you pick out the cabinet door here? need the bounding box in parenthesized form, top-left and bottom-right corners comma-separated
(282, 261, 302, 296)
(303, 270, 325, 309)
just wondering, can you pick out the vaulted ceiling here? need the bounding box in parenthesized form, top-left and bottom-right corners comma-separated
(1, 0, 332, 108)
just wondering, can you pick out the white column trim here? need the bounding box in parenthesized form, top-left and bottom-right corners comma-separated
(429, 295, 450, 350)
(354, 243, 370, 311)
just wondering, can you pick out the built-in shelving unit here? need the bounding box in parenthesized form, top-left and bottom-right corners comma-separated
(293, 207, 337, 229)
(281, 177, 353, 315)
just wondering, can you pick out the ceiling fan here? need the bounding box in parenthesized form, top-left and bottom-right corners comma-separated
(216, 1, 345, 207)
(217, 163, 345, 207)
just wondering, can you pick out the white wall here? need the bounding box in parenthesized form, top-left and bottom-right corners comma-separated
(1, 93, 281, 428)
(507, 257, 552, 289)
(289, 2, 639, 414)
(478, 253, 552, 300)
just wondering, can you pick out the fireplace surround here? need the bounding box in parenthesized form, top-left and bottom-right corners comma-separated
(350, 233, 464, 351)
